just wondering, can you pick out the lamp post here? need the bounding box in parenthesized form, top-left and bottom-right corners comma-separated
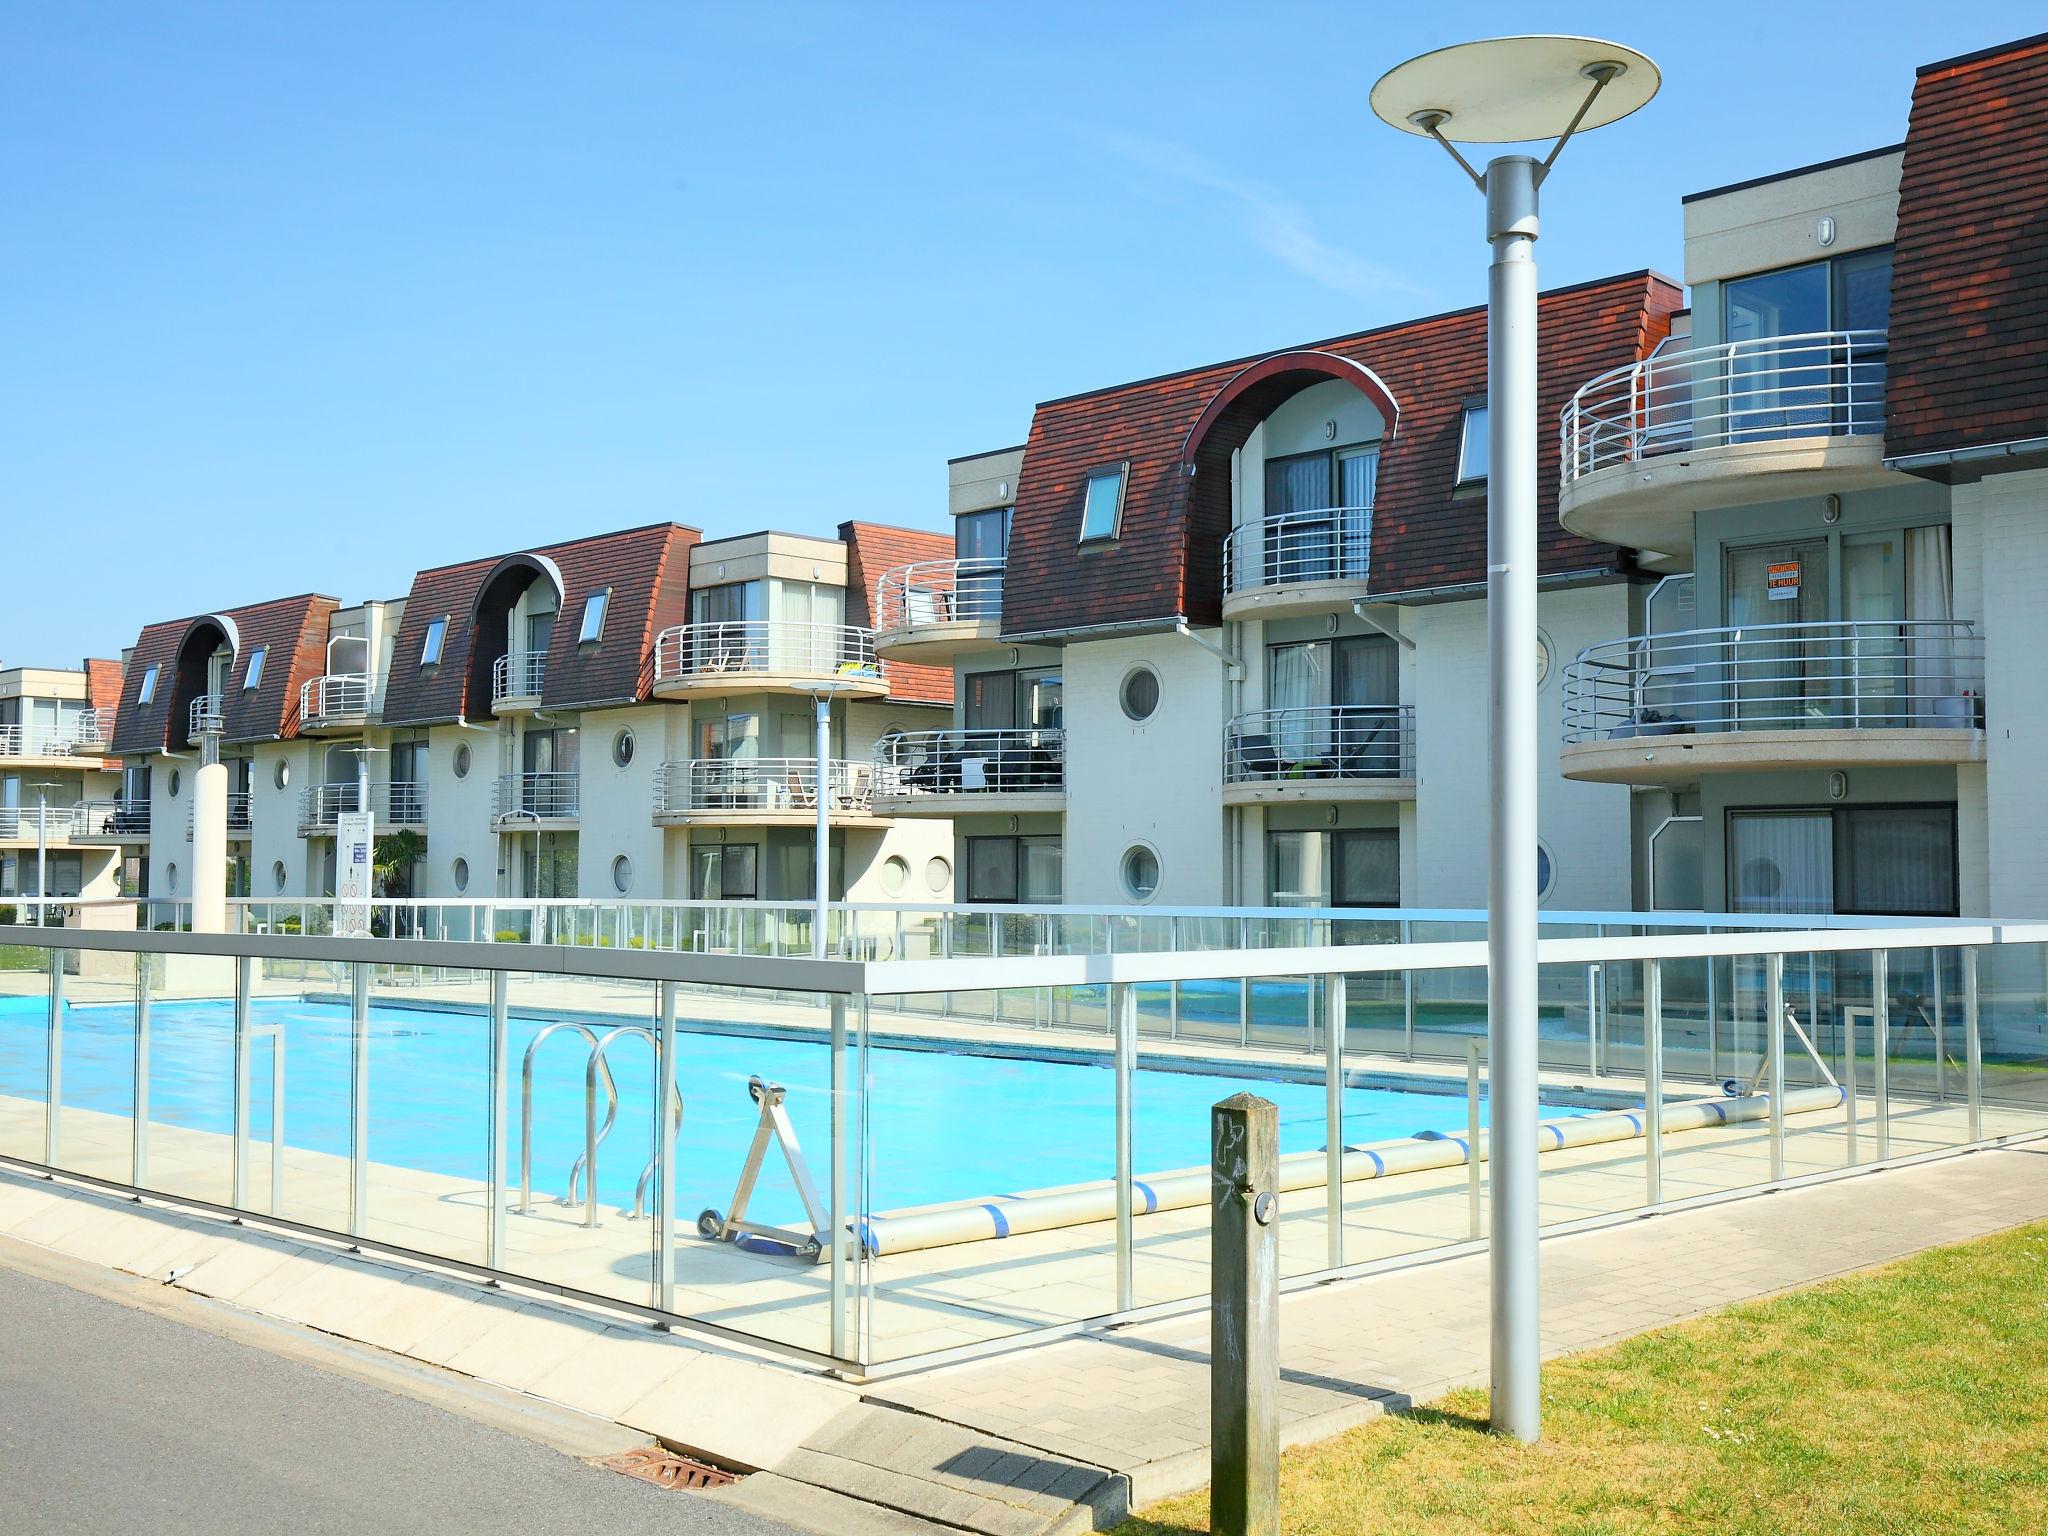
(1371, 35, 1659, 1444)
(30, 781, 64, 927)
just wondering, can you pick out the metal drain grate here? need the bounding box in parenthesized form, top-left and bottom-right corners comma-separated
(600, 1445, 740, 1491)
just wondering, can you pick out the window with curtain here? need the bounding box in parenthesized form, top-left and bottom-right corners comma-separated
(1266, 829, 1397, 907)
(1729, 811, 1833, 915)
(1728, 805, 1956, 917)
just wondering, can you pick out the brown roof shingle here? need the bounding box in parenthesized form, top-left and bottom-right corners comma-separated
(838, 520, 954, 707)
(107, 594, 337, 755)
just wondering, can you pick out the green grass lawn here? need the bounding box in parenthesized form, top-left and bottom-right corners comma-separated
(1121, 1220, 2048, 1535)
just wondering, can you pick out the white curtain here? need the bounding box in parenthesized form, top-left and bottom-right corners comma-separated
(1906, 525, 1958, 726)
(1729, 812, 1833, 915)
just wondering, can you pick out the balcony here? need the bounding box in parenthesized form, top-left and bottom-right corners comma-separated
(73, 797, 151, 843)
(1560, 620, 1986, 784)
(0, 803, 89, 843)
(1221, 706, 1415, 805)
(871, 558, 1004, 664)
(871, 728, 1065, 815)
(1220, 507, 1373, 622)
(299, 673, 379, 734)
(651, 622, 886, 699)
(188, 791, 253, 841)
(0, 722, 104, 764)
(67, 709, 112, 755)
(188, 693, 225, 742)
(492, 771, 577, 827)
(652, 757, 885, 827)
(1559, 330, 1899, 564)
(298, 781, 430, 834)
(492, 653, 546, 713)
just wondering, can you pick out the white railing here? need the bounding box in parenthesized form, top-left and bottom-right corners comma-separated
(1222, 506, 1373, 595)
(298, 781, 429, 831)
(299, 673, 377, 726)
(68, 709, 112, 752)
(0, 803, 89, 839)
(1562, 329, 1887, 483)
(0, 722, 103, 758)
(654, 757, 873, 814)
(1224, 705, 1413, 783)
(189, 693, 224, 739)
(872, 557, 1005, 632)
(74, 797, 151, 838)
(188, 791, 253, 839)
(492, 652, 546, 704)
(873, 728, 1064, 796)
(493, 771, 577, 822)
(1564, 621, 1986, 744)
(652, 621, 880, 684)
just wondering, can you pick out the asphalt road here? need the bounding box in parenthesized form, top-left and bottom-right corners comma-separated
(0, 1258, 798, 1536)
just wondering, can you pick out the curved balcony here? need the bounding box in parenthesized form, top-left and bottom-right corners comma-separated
(1221, 705, 1414, 805)
(188, 693, 224, 742)
(298, 781, 430, 834)
(1221, 507, 1373, 621)
(871, 728, 1065, 815)
(871, 558, 1004, 664)
(652, 757, 885, 827)
(67, 709, 112, 755)
(492, 653, 546, 713)
(491, 772, 576, 827)
(1559, 330, 1897, 563)
(1561, 620, 1985, 784)
(651, 621, 885, 699)
(73, 797, 151, 843)
(299, 673, 378, 734)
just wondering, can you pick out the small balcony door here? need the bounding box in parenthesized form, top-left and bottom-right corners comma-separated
(1725, 540, 1830, 729)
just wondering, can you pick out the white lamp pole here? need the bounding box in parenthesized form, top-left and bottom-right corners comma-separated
(1372, 35, 1659, 1443)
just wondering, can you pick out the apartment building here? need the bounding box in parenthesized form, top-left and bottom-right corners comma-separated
(1556, 32, 2048, 920)
(874, 274, 1681, 910)
(103, 520, 955, 907)
(0, 660, 125, 909)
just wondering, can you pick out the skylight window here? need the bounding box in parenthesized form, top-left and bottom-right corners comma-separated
(1457, 403, 1490, 485)
(244, 646, 267, 691)
(578, 588, 610, 644)
(420, 616, 448, 667)
(1079, 464, 1128, 544)
(137, 664, 159, 705)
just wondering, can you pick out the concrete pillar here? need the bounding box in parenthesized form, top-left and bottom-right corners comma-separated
(190, 759, 230, 933)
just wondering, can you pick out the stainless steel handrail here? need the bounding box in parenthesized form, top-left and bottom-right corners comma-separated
(652, 621, 880, 683)
(1221, 506, 1373, 594)
(493, 771, 578, 821)
(872, 557, 1005, 632)
(1223, 705, 1414, 782)
(298, 781, 430, 830)
(655, 757, 873, 814)
(189, 694, 225, 739)
(299, 673, 377, 724)
(492, 652, 547, 703)
(872, 728, 1065, 796)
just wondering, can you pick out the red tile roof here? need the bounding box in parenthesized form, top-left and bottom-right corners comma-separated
(107, 595, 338, 755)
(1000, 271, 1681, 637)
(1886, 33, 2048, 463)
(838, 520, 954, 707)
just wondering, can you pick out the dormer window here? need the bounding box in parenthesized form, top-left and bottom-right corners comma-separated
(578, 588, 610, 645)
(137, 664, 160, 705)
(420, 616, 448, 667)
(243, 646, 267, 691)
(1079, 463, 1128, 545)
(1457, 402, 1490, 485)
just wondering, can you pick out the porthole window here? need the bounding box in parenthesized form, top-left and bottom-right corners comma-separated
(168, 768, 181, 798)
(612, 728, 635, 769)
(1119, 666, 1161, 723)
(271, 860, 287, 894)
(164, 861, 179, 893)
(924, 856, 952, 895)
(1536, 841, 1557, 903)
(454, 741, 472, 780)
(452, 857, 470, 893)
(1121, 843, 1161, 903)
(880, 855, 909, 896)
(274, 759, 291, 791)
(1535, 628, 1555, 689)
(611, 854, 633, 894)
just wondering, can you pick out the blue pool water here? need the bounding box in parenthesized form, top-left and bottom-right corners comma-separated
(0, 994, 1584, 1226)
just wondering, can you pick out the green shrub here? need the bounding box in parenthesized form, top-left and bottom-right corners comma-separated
(493, 929, 526, 944)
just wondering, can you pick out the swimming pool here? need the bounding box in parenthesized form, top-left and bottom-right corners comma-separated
(0, 994, 1586, 1227)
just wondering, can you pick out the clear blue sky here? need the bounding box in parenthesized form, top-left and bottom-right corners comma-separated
(3, 2, 2038, 665)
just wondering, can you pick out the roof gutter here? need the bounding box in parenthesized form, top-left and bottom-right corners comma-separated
(1371, 565, 1625, 606)
(1884, 434, 2048, 475)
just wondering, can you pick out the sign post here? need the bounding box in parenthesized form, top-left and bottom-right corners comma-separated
(1211, 1092, 1279, 1536)
(336, 809, 374, 939)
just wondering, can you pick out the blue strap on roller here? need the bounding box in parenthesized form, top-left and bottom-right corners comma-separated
(979, 1203, 1011, 1238)
(1134, 1181, 1159, 1214)
(1363, 1148, 1385, 1176)
(1623, 1112, 1643, 1134)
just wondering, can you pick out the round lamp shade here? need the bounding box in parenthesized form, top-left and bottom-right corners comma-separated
(1370, 35, 1659, 144)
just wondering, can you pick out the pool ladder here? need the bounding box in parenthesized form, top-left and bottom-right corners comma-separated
(516, 1021, 684, 1229)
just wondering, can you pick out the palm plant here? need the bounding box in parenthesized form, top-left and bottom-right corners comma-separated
(372, 829, 427, 897)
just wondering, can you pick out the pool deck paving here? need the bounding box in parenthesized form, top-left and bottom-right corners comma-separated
(5, 1136, 2048, 1533)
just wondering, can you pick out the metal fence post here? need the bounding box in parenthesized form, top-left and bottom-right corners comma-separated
(1704, 953, 1719, 1085)
(1401, 919, 1416, 1059)
(829, 993, 850, 1362)
(1931, 951, 1947, 1103)
(131, 963, 151, 1188)
(44, 948, 64, 1167)
(1965, 946, 1983, 1142)
(1114, 981, 1137, 1313)
(653, 979, 678, 1315)
(349, 961, 370, 1237)
(1872, 949, 1891, 1162)
(1843, 982, 1860, 1167)
(1323, 972, 1346, 1271)
(232, 955, 252, 1208)
(1644, 958, 1663, 1207)
(1210, 1093, 1279, 1536)
(1585, 962, 1599, 1077)
(1467, 1039, 1485, 1240)
(486, 971, 510, 1272)
(1766, 952, 1785, 1184)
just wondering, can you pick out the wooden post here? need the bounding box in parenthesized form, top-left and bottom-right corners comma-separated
(1212, 1092, 1279, 1536)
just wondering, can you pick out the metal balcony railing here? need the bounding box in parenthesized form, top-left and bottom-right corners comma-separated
(871, 558, 1005, 632)
(298, 781, 430, 831)
(68, 709, 112, 752)
(654, 757, 873, 815)
(1561, 329, 1887, 483)
(493, 771, 577, 823)
(299, 673, 378, 726)
(1562, 621, 1986, 743)
(0, 722, 102, 758)
(1224, 705, 1414, 783)
(1221, 507, 1373, 595)
(652, 621, 880, 685)
(872, 728, 1065, 797)
(188, 791, 253, 840)
(493, 652, 547, 704)
(189, 693, 225, 739)
(0, 803, 89, 840)
(75, 797, 151, 838)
